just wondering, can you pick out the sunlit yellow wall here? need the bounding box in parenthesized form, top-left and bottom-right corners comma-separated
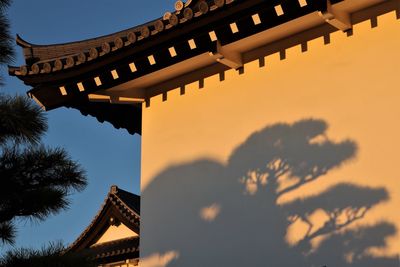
(141, 12, 400, 266)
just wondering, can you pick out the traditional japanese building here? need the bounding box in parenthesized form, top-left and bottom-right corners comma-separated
(67, 185, 140, 267)
(10, 0, 400, 266)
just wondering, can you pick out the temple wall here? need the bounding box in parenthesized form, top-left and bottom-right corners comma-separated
(141, 11, 400, 267)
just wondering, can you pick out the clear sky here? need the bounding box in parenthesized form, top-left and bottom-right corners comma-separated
(1, 0, 175, 251)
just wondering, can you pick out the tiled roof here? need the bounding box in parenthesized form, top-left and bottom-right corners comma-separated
(10, 0, 238, 76)
(8, 0, 395, 135)
(68, 185, 140, 256)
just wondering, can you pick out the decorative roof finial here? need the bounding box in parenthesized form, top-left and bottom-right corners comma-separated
(111, 185, 118, 194)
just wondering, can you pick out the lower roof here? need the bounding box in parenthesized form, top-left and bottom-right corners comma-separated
(68, 185, 140, 263)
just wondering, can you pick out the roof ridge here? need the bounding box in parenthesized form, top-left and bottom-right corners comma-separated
(67, 185, 140, 252)
(111, 192, 140, 218)
(10, 0, 237, 68)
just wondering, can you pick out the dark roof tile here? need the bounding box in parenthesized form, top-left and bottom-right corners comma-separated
(68, 185, 140, 253)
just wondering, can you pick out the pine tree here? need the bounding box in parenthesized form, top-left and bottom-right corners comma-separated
(0, 0, 87, 247)
(0, 242, 95, 267)
(0, 0, 13, 85)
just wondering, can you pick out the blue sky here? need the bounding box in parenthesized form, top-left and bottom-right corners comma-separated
(2, 0, 176, 251)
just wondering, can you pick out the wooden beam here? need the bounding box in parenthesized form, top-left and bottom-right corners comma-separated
(319, 0, 351, 31)
(88, 94, 144, 104)
(209, 41, 242, 70)
(88, 94, 109, 103)
(28, 92, 46, 111)
(111, 97, 145, 104)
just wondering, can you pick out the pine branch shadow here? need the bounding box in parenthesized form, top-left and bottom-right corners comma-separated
(142, 119, 398, 267)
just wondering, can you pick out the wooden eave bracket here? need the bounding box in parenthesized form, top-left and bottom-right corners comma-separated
(319, 0, 352, 31)
(88, 94, 144, 104)
(209, 41, 243, 70)
(27, 92, 46, 111)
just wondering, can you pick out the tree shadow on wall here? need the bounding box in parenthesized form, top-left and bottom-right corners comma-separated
(142, 119, 398, 267)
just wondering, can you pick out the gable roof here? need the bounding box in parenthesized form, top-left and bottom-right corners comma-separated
(8, 0, 395, 135)
(68, 185, 140, 262)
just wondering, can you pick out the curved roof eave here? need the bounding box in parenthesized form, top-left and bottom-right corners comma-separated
(68, 185, 140, 252)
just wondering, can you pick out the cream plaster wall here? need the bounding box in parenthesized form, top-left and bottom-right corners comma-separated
(141, 11, 400, 267)
(93, 223, 138, 245)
